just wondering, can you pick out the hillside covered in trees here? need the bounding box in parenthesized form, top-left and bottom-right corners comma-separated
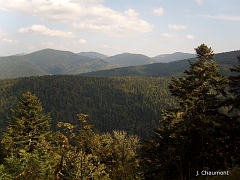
(0, 49, 118, 79)
(1, 48, 239, 80)
(0, 76, 177, 139)
(80, 50, 240, 77)
(0, 44, 240, 179)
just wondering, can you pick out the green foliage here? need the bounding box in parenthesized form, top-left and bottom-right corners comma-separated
(104, 130, 141, 180)
(78, 52, 108, 59)
(1, 91, 52, 155)
(0, 76, 176, 138)
(0, 91, 142, 179)
(141, 44, 231, 179)
(0, 91, 58, 179)
(220, 55, 240, 170)
(55, 114, 110, 180)
(55, 114, 141, 180)
(104, 53, 157, 67)
(2, 46, 240, 179)
(0, 143, 58, 180)
(152, 52, 195, 63)
(228, 55, 240, 112)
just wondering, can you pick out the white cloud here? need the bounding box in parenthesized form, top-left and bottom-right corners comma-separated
(70, 0, 105, 3)
(78, 39, 87, 44)
(2, 38, 19, 44)
(0, 29, 9, 36)
(186, 35, 195, 40)
(124, 8, 139, 18)
(18, 25, 76, 37)
(196, 0, 204, 5)
(0, 0, 80, 22)
(201, 14, 240, 21)
(0, 0, 153, 37)
(168, 24, 187, 30)
(161, 33, 177, 38)
(153, 7, 164, 16)
(73, 16, 153, 37)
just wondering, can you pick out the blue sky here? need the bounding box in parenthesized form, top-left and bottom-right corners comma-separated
(0, 0, 239, 57)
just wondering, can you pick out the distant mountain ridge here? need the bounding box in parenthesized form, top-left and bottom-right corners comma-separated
(78, 52, 108, 59)
(0, 49, 117, 79)
(104, 53, 157, 67)
(152, 52, 195, 63)
(1, 48, 238, 79)
(79, 50, 240, 77)
(13, 53, 27, 56)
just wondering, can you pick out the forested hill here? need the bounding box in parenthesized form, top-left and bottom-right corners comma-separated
(79, 50, 240, 77)
(0, 49, 117, 79)
(78, 51, 108, 59)
(103, 53, 157, 67)
(0, 49, 194, 79)
(152, 52, 195, 63)
(0, 75, 177, 139)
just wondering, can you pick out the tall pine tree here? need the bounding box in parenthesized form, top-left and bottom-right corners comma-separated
(0, 91, 57, 179)
(141, 44, 229, 179)
(1, 91, 52, 156)
(228, 55, 240, 112)
(222, 55, 240, 169)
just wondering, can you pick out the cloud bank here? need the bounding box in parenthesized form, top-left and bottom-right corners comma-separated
(0, 0, 153, 37)
(18, 25, 76, 38)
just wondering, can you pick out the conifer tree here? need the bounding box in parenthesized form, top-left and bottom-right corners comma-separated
(1, 91, 52, 156)
(0, 91, 57, 179)
(222, 55, 240, 168)
(141, 44, 228, 179)
(228, 55, 240, 112)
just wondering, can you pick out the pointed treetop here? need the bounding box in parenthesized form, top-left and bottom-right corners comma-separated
(194, 43, 214, 60)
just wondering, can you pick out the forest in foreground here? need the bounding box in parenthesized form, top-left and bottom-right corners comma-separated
(0, 44, 240, 179)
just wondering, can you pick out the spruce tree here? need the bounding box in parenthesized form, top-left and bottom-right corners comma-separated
(141, 44, 228, 179)
(228, 55, 240, 112)
(222, 55, 240, 168)
(1, 91, 52, 155)
(0, 91, 57, 179)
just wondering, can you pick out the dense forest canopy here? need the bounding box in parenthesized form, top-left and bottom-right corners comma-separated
(0, 76, 177, 139)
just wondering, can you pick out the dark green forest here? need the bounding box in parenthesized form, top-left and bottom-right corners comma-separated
(0, 44, 240, 179)
(0, 76, 177, 139)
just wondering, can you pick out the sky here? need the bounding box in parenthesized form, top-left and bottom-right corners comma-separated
(0, 0, 239, 57)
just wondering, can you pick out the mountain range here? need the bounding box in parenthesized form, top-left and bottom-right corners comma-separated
(0, 49, 117, 79)
(79, 50, 240, 77)
(78, 52, 108, 59)
(103, 53, 157, 67)
(152, 52, 195, 63)
(0, 49, 239, 79)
